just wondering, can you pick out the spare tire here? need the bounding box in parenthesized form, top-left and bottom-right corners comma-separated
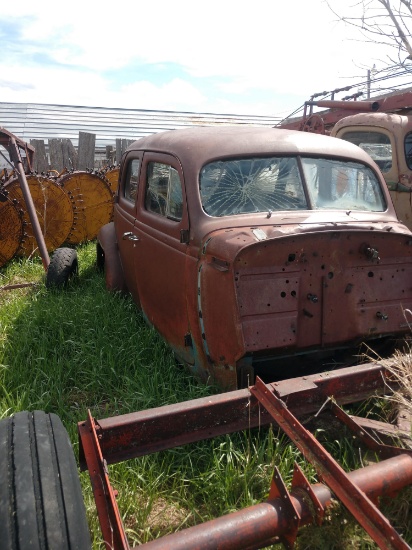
(46, 247, 78, 288)
(0, 411, 91, 550)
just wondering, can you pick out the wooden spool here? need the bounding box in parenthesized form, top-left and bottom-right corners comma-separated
(0, 191, 25, 267)
(103, 167, 120, 194)
(59, 171, 114, 244)
(4, 175, 76, 257)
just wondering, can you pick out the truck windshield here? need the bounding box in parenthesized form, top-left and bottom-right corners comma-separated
(200, 156, 385, 216)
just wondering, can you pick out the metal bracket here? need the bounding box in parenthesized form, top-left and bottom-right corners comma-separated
(268, 466, 301, 549)
(291, 462, 325, 527)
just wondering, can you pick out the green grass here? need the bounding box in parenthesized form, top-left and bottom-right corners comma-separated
(0, 243, 411, 549)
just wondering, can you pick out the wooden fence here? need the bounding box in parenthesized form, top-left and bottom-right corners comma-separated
(30, 132, 134, 172)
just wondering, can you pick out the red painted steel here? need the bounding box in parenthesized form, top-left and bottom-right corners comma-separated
(279, 89, 412, 132)
(78, 411, 129, 550)
(134, 456, 412, 550)
(250, 377, 410, 549)
(78, 370, 412, 549)
(79, 362, 394, 467)
(307, 100, 380, 111)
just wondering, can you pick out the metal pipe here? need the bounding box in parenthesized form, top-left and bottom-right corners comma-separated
(8, 137, 50, 270)
(136, 455, 412, 550)
(306, 100, 380, 111)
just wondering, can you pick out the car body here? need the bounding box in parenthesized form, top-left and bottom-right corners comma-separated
(98, 126, 412, 389)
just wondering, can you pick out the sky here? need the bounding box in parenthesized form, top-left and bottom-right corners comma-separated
(0, 0, 410, 119)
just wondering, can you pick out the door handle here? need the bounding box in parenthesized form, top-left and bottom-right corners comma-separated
(122, 232, 139, 241)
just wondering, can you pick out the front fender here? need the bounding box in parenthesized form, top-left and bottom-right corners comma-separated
(97, 222, 128, 293)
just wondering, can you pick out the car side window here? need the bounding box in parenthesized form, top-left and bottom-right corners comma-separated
(145, 162, 183, 220)
(124, 159, 140, 202)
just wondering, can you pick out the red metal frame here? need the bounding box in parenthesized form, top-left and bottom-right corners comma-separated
(0, 127, 50, 270)
(78, 362, 412, 549)
(279, 88, 412, 133)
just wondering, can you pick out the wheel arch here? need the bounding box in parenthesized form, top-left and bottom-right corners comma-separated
(97, 222, 128, 293)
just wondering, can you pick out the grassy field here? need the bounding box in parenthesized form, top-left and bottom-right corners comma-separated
(0, 242, 411, 549)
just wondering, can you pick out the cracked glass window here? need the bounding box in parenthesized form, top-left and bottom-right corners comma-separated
(200, 157, 307, 216)
(301, 157, 386, 211)
(145, 162, 183, 220)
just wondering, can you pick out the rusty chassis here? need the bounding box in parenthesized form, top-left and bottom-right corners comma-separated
(78, 362, 412, 549)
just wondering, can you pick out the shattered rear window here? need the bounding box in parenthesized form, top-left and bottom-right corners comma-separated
(200, 157, 307, 216)
(301, 158, 386, 211)
(200, 156, 386, 216)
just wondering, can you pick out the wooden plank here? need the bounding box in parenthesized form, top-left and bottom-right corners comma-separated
(61, 138, 78, 171)
(115, 138, 133, 164)
(48, 138, 78, 172)
(30, 139, 48, 173)
(115, 138, 122, 165)
(48, 138, 64, 172)
(105, 145, 115, 165)
(77, 131, 96, 170)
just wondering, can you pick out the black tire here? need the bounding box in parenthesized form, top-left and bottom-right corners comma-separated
(0, 411, 91, 550)
(96, 240, 105, 272)
(46, 247, 78, 288)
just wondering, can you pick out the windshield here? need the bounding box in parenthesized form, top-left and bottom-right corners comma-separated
(200, 156, 386, 216)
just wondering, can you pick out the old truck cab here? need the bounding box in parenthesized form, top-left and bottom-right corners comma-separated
(333, 112, 412, 229)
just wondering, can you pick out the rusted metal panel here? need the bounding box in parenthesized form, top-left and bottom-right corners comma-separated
(78, 363, 394, 467)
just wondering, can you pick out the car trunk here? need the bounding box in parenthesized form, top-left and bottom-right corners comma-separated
(233, 229, 412, 358)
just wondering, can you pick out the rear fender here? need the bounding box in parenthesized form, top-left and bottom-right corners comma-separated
(97, 222, 128, 293)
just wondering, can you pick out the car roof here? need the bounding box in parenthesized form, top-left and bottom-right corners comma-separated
(126, 125, 376, 167)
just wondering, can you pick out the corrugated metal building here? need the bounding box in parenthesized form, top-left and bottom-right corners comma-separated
(0, 101, 280, 149)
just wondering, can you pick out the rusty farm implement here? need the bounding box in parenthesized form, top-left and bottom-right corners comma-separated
(74, 362, 412, 549)
(0, 127, 117, 279)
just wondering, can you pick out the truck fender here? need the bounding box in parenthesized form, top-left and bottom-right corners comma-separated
(97, 222, 128, 293)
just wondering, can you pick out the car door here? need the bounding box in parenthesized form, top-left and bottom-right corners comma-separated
(114, 152, 142, 305)
(133, 152, 193, 363)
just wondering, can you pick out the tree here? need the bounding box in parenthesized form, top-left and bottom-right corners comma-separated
(328, 0, 412, 66)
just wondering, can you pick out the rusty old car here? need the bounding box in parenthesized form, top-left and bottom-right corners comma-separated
(97, 126, 412, 389)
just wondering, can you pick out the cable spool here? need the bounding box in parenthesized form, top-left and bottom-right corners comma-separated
(0, 189, 25, 267)
(103, 166, 120, 195)
(59, 171, 114, 244)
(4, 174, 76, 257)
